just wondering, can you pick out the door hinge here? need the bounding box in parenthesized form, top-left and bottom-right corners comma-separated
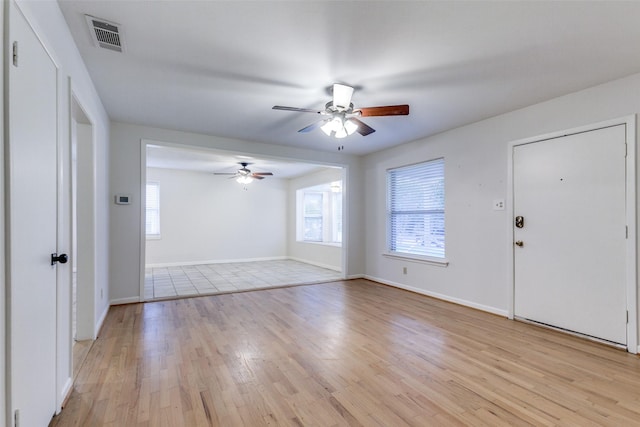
(14, 409, 19, 427)
(626, 225, 628, 239)
(12, 41, 18, 67)
(624, 143, 628, 158)
(627, 310, 629, 324)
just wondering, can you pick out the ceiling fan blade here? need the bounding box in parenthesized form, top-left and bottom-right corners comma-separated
(332, 83, 354, 110)
(253, 172, 273, 176)
(252, 175, 265, 180)
(349, 118, 376, 136)
(298, 119, 329, 133)
(213, 172, 237, 176)
(272, 106, 322, 114)
(358, 105, 409, 117)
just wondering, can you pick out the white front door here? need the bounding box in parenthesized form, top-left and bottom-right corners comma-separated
(7, 4, 59, 425)
(513, 124, 628, 345)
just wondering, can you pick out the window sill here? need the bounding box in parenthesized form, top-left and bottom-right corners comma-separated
(383, 252, 449, 267)
(297, 241, 342, 248)
(146, 235, 161, 241)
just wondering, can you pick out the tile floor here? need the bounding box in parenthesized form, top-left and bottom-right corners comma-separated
(144, 259, 342, 301)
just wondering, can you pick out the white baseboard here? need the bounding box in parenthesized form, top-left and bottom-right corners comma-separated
(58, 377, 73, 412)
(287, 257, 341, 272)
(364, 275, 508, 317)
(95, 304, 111, 337)
(146, 256, 288, 268)
(109, 296, 140, 306)
(346, 274, 365, 280)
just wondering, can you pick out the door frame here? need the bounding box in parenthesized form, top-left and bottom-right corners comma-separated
(138, 139, 349, 302)
(69, 87, 98, 341)
(506, 115, 637, 353)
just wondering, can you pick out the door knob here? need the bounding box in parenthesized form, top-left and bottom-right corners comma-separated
(51, 253, 68, 265)
(515, 241, 524, 247)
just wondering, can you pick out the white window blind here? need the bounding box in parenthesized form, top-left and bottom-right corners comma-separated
(146, 182, 160, 237)
(388, 158, 445, 258)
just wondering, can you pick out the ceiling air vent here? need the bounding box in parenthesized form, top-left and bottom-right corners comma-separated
(85, 15, 125, 53)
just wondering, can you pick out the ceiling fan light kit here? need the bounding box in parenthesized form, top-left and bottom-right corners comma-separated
(213, 162, 273, 185)
(272, 83, 409, 140)
(236, 175, 254, 184)
(321, 115, 358, 139)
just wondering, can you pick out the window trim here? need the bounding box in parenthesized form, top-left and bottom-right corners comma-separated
(382, 252, 449, 267)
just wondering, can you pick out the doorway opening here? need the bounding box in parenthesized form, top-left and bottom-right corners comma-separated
(70, 93, 98, 370)
(139, 141, 347, 302)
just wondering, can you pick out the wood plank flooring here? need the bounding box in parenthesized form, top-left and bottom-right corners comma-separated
(50, 279, 640, 426)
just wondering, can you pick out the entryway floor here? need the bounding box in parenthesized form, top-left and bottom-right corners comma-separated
(144, 259, 342, 301)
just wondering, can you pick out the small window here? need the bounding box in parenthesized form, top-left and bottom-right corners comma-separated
(387, 159, 445, 258)
(297, 181, 342, 245)
(146, 182, 161, 239)
(303, 192, 323, 241)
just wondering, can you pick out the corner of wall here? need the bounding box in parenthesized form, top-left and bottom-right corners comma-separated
(1, 1, 7, 424)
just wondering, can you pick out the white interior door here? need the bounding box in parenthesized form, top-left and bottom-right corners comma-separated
(513, 124, 627, 345)
(7, 4, 59, 425)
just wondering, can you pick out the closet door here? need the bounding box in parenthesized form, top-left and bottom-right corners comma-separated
(7, 3, 60, 425)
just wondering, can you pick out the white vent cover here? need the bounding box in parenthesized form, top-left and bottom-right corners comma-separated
(85, 15, 125, 53)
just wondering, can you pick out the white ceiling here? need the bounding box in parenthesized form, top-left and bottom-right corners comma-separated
(146, 144, 329, 178)
(58, 1, 640, 156)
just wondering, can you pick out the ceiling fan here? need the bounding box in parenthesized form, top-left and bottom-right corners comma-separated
(213, 162, 273, 184)
(272, 83, 409, 138)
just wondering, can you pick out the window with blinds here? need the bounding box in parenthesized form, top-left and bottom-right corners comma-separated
(146, 182, 161, 238)
(387, 158, 445, 258)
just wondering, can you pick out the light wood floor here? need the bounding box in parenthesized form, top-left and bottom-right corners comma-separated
(51, 279, 640, 426)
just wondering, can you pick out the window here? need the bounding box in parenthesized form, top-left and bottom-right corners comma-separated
(331, 190, 343, 244)
(146, 182, 161, 239)
(303, 192, 323, 241)
(297, 181, 342, 245)
(387, 159, 445, 258)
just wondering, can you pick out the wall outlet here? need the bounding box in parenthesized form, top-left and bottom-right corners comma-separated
(493, 199, 505, 210)
(402, 267, 407, 275)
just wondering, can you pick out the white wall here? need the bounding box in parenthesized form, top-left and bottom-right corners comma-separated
(364, 71, 640, 343)
(145, 167, 288, 265)
(9, 0, 111, 415)
(288, 167, 343, 271)
(109, 122, 365, 303)
(75, 121, 98, 340)
(1, 3, 6, 424)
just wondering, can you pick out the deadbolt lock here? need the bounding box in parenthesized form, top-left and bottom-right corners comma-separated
(515, 216, 524, 228)
(515, 240, 524, 247)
